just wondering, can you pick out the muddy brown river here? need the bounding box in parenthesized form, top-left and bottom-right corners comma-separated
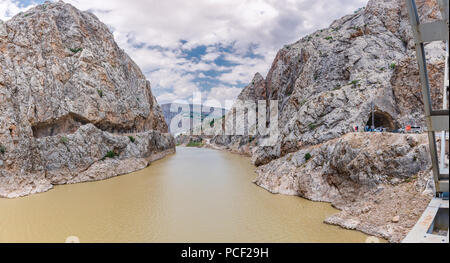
(0, 147, 372, 243)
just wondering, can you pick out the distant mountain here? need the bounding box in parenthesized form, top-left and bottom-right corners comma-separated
(161, 103, 227, 134)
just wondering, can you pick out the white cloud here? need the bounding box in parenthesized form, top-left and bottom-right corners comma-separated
(206, 86, 243, 108)
(202, 52, 221, 62)
(4, 0, 368, 105)
(0, 0, 34, 20)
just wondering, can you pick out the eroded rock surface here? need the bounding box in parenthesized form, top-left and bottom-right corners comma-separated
(209, 0, 445, 166)
(0, 2, 174, 198)
(254, 133, 433, 242)
(204, 0, 444, 242)
(208, 73, 266, 156)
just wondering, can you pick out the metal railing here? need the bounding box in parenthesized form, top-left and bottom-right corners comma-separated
(405, 0, 449, 195)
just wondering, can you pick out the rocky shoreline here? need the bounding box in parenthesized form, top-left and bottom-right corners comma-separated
(184, 133, 434, 243)
(253, 133, 434, 243)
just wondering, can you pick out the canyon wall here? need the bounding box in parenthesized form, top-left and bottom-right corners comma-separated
(204, 0, 446, 242)
(0, 2, 175, 198)
(254, 133, 434, 242)
(210, 0, 445, 166)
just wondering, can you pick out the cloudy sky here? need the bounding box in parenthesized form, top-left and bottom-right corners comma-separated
(1, 0, 368, 106)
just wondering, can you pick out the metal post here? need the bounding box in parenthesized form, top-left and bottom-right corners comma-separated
(406, 0, 449, 194)
(441, 42, 449, 176)
(371, 101, 375, 130)
(404, 0, 449, 243)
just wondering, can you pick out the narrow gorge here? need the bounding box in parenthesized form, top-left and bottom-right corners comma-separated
(179, 0, 446, 243)
(0, 0, 447, 244)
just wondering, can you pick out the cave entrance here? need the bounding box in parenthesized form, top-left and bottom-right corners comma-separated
(366, 111, 396, 131)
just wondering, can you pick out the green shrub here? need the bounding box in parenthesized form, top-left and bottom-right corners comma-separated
(304, 153, 312, 162)
(103, 151, 118, 159)
(314, 73, 319, 80)
(405, 175, 418, 183)
(325, 36, 333, 41)
(308, 123, 317, 130)
(350, 79, 360, 86)
(390, 63, 396, 69)
(128, 136, 136, 143)
(60, 136, 69, 144)
(354, 7, 364, 14)
(97, 89, 103, 98)
(186, 142, 203, 147)
(0, 145, 6, 154)
(70, 47, 83, 54)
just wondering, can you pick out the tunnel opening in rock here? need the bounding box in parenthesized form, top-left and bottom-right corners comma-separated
(366, 111, 396, 131)
(32, 113, 89, 138)
(31, 113, 152, 138)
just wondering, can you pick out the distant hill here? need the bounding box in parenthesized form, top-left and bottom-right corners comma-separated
(161, 103, 227, 134)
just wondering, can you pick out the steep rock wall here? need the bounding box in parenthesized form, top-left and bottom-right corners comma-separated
(0, 2, 174, 198)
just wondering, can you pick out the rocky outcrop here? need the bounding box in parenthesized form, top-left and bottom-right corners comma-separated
(0, 1, 175, 198)
(207, 73, 266, 156)
(209, 0, 445, 166)
(254, 133, 434, 242)
(391, 47, 445, 122)
(237, 73, 267, 102)
(252, 0, 445, 166)
(204, 0, 445, 242)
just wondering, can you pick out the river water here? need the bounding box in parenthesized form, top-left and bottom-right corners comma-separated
(0, 147, 371, 243)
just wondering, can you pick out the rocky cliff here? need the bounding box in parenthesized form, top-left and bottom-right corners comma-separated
(0, 1, 175, 198)
(208, 73, 266, 156)
(205, 0, 446, 242)
(211, 0, 445, 166)
(254, 133, 434, 242)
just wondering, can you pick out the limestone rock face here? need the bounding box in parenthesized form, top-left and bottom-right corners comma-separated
(237, 73, 266, 102)
(211, 0, 445, 166)
(254, 0, 445, 165)
(206, 0, 444, 242)
(254, 133, 434, 242)
(209, 73, 265, 156)
(0, 2, 174, 198)
(254, 133, 431, 202)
